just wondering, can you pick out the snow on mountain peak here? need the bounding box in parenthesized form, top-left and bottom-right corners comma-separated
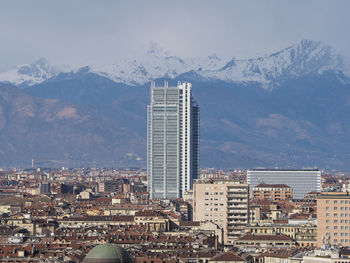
(0, 58, 69, 86)
(0, 40, 348, 88)
(92, 43, 226, 86)
(196, 39, 349, 89)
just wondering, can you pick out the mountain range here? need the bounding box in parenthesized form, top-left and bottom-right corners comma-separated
(0, 39, 350, 169)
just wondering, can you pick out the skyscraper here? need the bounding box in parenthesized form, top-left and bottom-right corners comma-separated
(147, 81, 200, 199)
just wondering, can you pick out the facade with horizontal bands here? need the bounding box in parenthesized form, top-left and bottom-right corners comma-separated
(147, 82, 199, 199)
(247, 169, 321, 199)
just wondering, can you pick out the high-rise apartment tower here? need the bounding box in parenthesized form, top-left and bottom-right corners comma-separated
(147, 82, 200, 199)
(193, 179, 249, 245)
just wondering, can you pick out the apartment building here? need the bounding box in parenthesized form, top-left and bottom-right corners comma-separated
(193, 179, 249, 245)
(252, 183, 293, 202)
(317, 192, 350, 247)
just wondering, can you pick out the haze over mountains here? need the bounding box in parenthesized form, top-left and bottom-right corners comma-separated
(0, 39, 350, 169)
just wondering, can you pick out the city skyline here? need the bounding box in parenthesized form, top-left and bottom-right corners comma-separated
(1, 1, 350, 262)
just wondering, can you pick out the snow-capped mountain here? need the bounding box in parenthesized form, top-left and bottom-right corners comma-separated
(0, 40, 349, 88)
(195, 40, 350, 89)
(0, 58, 69, 86)
(93, 43, 226, 86)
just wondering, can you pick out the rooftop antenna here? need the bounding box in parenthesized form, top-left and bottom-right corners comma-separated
(32, 158, 34, 169)
(151, 80, 155, 88)
(164, 80, 168, 88)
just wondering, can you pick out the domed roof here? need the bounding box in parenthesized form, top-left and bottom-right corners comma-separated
(83, 243, 133, 263)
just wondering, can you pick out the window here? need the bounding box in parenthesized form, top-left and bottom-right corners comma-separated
(334, 207, 338, 210)
(334, 220, 338, 223)
(334, 201, 338, 204)
(326, 200, 330, 204)
(326, 207, 330, 211)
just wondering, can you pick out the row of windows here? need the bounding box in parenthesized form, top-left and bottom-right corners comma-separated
(326, 231, 350, 236)
(205, 208, 224, 212)
(205, 203, 224, 206)
(326, 200, 350, 204)
(325, 235, 350, 244)
(325, 213, 350, 217)
(205, 198, 225, 201)
(326, 206, 350, 210)
(204, 215, 224, 221)
(326, 219, 350, 224)
(326, 226, 350, 230)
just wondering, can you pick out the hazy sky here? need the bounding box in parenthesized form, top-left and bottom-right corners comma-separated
(0, 0, 349, 72)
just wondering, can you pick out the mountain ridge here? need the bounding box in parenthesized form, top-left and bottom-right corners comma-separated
(1, 39, 349, 89)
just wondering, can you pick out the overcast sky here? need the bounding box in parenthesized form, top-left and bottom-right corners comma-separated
(0, 0, 349, 72)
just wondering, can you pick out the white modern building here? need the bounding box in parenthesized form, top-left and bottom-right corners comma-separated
(147, 81, 200, 199)
(247, 169, 321, 199)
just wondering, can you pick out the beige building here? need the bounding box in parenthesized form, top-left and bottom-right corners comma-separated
(193, 179, 249, 245)
(252, 183, 293, 202)
(317, 192, 350, 247)
(244, 223, 317, 247)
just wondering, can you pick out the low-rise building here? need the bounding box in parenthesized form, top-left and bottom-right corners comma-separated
(252, 183, 293, 202)
(235, 234, 296, 248)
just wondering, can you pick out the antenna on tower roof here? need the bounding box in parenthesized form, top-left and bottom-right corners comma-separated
(151, 80, 155, 88)
(164, 80, 168, 88)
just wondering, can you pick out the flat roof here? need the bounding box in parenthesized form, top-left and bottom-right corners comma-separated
(317, 192, 350, 199)
(248, 169, 320, 172)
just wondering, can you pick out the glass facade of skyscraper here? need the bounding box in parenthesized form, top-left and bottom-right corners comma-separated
(147, 82, 199, 199)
